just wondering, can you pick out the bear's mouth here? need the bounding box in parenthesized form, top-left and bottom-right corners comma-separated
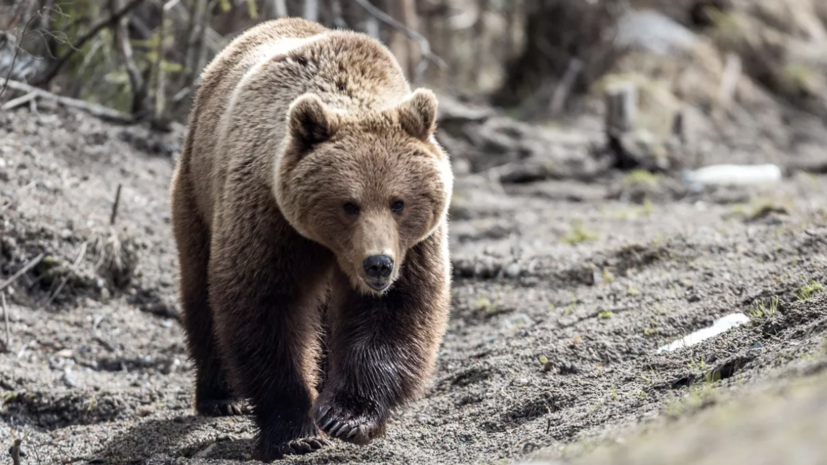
(364, 277, 391, 292)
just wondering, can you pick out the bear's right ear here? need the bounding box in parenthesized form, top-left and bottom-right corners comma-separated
(287, 94, 338, 148)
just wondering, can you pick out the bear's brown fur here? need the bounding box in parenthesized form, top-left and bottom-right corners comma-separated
(170, 18, 452, 461)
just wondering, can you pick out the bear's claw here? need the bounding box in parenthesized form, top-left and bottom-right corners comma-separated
(314, 400, 384, 445)
(196, 399, 250, 417)
(256, 437, 330, 462)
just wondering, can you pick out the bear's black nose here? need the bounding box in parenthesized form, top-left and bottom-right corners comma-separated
(364, 255, 394, 279)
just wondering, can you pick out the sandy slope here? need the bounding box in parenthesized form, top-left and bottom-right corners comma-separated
(1, 104, 826, 464)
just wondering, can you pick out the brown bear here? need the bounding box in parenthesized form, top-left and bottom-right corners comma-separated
(169, 17, 452, 461)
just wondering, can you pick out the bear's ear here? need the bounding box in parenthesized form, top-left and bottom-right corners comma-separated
(397, 88, 438, 141)
(287, 93, 338, 148)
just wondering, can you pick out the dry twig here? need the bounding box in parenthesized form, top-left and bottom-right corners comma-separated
(0, 12, 42, 100)
(0, 253, 45, 293)
(43, 242, 88, 307)
(1, 292, 9, 353)
(110, 184, 122, 225)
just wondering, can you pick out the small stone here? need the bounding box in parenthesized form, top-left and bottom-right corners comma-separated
(135, 405, 155, 417)
(60, 229, 73, 240)
(747, 342, 763, 356)
(62, 368, 79, 388)
(56, 349, 74, 358)
(505, 263, 522, 279)
(558, 361, 581, 375)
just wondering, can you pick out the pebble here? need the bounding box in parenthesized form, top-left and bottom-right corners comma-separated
(505, 263, 522, 279)
(62, 368, 79, 388)
(747, 342, 763, 356)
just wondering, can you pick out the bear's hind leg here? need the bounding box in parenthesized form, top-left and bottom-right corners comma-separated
(171, 173, 246, 417)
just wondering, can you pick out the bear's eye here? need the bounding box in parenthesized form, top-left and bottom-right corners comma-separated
(343, 202, 360, 215)
(390, 200, 405, 213)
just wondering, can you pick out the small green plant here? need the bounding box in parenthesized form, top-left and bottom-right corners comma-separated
(598, 310, 613, 319)
(687, 355, 707, 372)
(747, 296, 779, 320)
(642, 198, 654, 216)
(472, 295, 492, 312)
(565, 295, 578, 315)
(624, 169, 659, 187)
(627, 285, 641, 296)
(562, 220, 599, 245)
(795, 281, 824, 302)
(602, 268, 615, 283)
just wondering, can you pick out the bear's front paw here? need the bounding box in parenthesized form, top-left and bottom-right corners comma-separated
(313, 392, 388, 445)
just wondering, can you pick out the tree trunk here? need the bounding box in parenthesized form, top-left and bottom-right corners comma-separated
(493, 0, 622, 110)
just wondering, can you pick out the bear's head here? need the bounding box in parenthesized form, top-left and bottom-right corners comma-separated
(274, 89, 452, 294)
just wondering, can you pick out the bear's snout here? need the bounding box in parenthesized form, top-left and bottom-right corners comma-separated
(363, 255, 394, 290)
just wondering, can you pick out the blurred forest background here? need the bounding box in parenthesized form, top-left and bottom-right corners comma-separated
(2, 0, 827, 144)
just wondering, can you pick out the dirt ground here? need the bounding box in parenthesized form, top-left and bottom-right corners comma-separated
(1, 101, 826, 465)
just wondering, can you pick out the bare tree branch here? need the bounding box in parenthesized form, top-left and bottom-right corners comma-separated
(0, 12, 42, 100)
(110, 0, 147, 115)
(33, 0, 146, 86)
(152, 0, 179, 126)
(351, 0, 447, 82)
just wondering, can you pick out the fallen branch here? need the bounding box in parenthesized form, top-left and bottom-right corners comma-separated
(0, 91, 38, 111)
(351, 0, 447, 82)
(0, 79, 134, 123)
(1, 292, 9, 353)
(33, 0, 146, 86)
(0, 253, 45, 293)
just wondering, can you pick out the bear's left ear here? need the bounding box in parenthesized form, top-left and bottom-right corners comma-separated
(398, 88, 438, 141)
(287, 93, 339, 148)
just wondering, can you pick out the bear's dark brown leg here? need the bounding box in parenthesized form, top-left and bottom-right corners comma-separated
(171, 171, 244, 417)
(314, 226, 450, 445)
(208, 209, 334, 461)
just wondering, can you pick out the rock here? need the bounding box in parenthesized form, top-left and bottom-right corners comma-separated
(505, 263, 522, 279)
(615, 9, 699, 56)
(62, 368, 79, 388)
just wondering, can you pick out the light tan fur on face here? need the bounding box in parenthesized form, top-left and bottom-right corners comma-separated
(274, 89, 451, 295)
